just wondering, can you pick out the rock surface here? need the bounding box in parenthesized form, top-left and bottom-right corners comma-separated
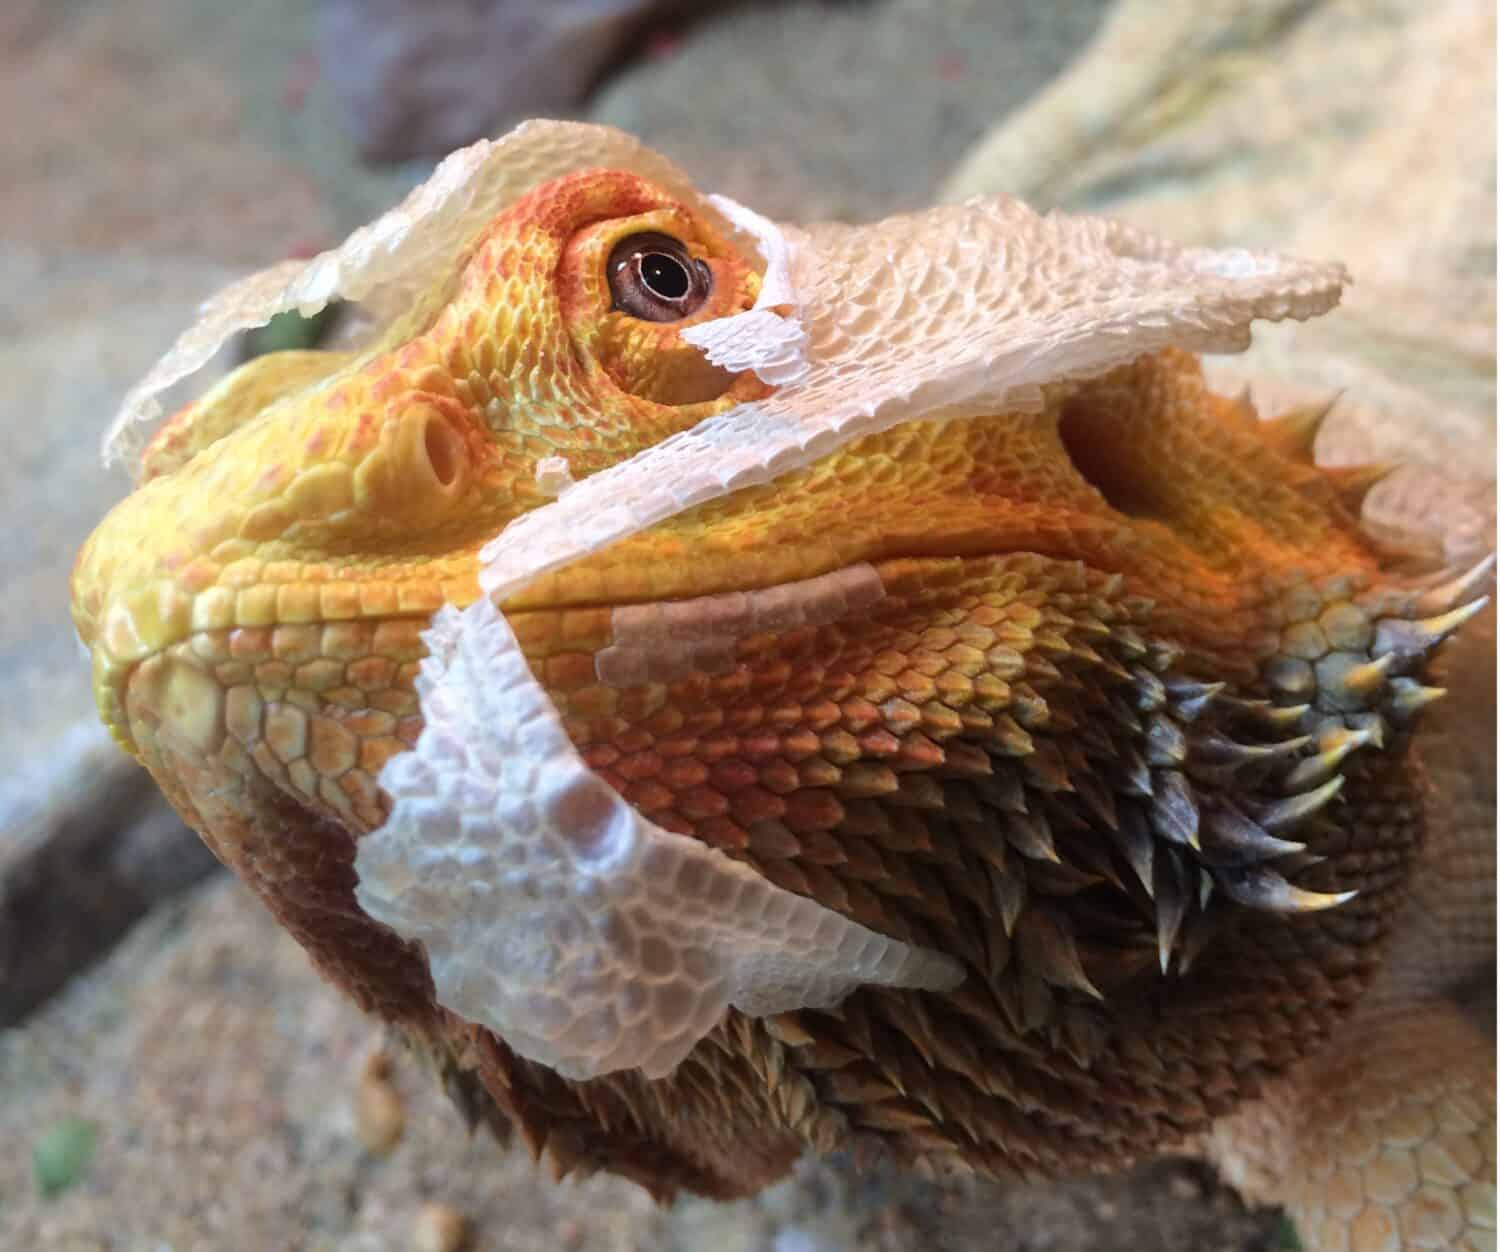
(316, 0, 722, 162)
(592, 0, 1111, 223)
(940, 0, 1496, 515)
(0, 248, 231, 827)
(0, 747, 219, 1028)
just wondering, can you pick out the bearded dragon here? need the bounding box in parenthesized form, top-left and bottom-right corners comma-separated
(71, 122, 1494, 1250)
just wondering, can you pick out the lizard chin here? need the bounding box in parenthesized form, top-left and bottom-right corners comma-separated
(105, 534, 1483, 1110)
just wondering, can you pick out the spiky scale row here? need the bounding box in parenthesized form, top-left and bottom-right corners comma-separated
(961, 610, 1369, 989)
(994, 602, 1381, 987)
(586, 552, 1475, 1032)
(1258, 387, 1403, 526)
(1325, 462, 1399, 514)
(1373, 598, 1490, 662)
(1164, 678, 1223, 723)
(1283, 726, 1375, 792)
(1413, 554, 1496, 615)
(1387, 678, 1446, 722)
(1259, 394, 1340, 461)
(1212, 865, 1357, 913)
(1256, 777, 1344, 833)
(1200, 804, 1306, 867)
(1153, 846, 1191, 973)
(1189, 568, 1495, 946)
(1107, 592, 1446, 975)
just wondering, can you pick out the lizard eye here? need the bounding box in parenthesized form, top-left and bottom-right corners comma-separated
(608, 232, 713, 322)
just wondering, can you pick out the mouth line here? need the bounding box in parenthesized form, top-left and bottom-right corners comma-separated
(100, 534, 1134, 770)
(112, 527, 1124, 646)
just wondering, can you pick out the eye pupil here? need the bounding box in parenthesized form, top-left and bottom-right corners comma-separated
(639, 252, 690, 301)
(607, 232, 713, 322)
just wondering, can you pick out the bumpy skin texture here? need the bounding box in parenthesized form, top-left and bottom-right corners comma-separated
(73, 131, 1494, 1247)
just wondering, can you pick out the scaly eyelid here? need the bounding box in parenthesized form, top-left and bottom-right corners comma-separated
(552, 203, 763, 408)
(557, 205, 756, 322)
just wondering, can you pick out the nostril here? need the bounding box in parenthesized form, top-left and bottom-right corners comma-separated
(423, 417, 463, 488)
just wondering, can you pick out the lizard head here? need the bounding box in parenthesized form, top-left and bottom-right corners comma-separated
(72, 162, 769, 769)
(71, 122, 1490, 1197)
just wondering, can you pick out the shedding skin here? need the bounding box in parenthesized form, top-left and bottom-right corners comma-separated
(71, 124, 1492, 1247)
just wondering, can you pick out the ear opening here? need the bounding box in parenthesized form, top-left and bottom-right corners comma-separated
(1056, 396, 1160, 520)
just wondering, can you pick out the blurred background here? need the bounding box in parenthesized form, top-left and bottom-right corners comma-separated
(2, 1, 1491, 1248)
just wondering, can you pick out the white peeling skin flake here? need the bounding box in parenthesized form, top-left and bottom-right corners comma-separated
(680, 193, 810, 386)
(595, 563, 887, 689)
(353, 598, 964, 1082)
(532, 454, 575, 497)
(679, 309, 810, 386)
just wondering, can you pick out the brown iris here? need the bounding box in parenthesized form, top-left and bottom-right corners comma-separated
(607, 232, 713, 322)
